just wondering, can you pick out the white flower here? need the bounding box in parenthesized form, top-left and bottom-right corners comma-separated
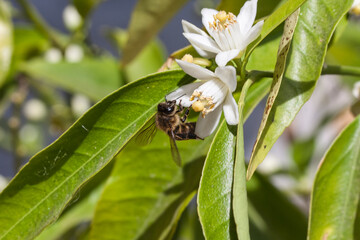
(351, 0, 360, 14)
(166, 60, 239, 138)
(352, 0, 360, 9)
(63, 5, 82, 31)
(182, 0, 264, 67)
(65, 44, 84, 63)
(353, 81, 360, 99)
(44, 48, 62, 63)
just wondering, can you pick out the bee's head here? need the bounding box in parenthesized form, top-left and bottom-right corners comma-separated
(158, 100, 177, 115)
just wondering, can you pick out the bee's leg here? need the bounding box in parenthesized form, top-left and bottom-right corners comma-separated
(176, 100, 185, 114)
(180, 106, 191, 123)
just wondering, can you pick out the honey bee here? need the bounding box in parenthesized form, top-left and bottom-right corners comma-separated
(137, 100, 202, 166)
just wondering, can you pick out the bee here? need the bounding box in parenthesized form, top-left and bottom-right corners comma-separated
(137, 100, 202, 166)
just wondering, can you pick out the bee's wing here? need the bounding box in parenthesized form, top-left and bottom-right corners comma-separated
(169, 130, 182, 167)
(135, 116, 157, 146)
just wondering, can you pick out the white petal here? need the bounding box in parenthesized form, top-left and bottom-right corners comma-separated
(223, 93, 239, 125)
(241, 20, 263, 48)
(176, 60, 216, 80)
(201, 8, 218, 33)
(166, 82, 202, 101)
(237, 0, 258, 34)
(214, 66, 237, 92)
(195, 105, 222, 138)
(183, 32, 221, 54)
(182, 20, 208, 37)
(215, 49, 241, 67)
(193, 46, 218, 58)
(175, 96, 195, 107)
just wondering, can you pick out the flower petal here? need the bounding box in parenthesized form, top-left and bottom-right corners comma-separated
(215, 49, 241, 67)
(166, 81, 202, 103)
(214, 66, 237, 92)
(223, 93, 239, 125)
(176, 60, 216, 80)
(237, 0, 258, 34)
(241, 20, 263, 48)
(182, 20, 208, 37)
(183, 32, 220, 54)
(201, 8, 218, 33)
(195, 105, 222, 138)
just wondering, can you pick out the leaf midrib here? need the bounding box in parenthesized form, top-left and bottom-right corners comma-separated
(0, 99, 160, 239)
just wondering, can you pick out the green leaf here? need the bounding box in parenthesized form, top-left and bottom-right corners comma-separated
(233, 79, 253, 240)
(108, 29, 166, 82)
(90, 133, 211, 240)
(197, 120, 236, 240)
(247, 0, 353, 179)
(0, 1, 12, 87)
(0, 70, 192, 240)
(327, 21, 360, 67)
(21, 57, 123, 101)
(247, 173, 307, 240)
(247, 28, 282, 72)
(308, 115, 360, 240)
(244, 0, 306, 61)
(247, 9, 299, 179)
(73, 0, 101, 18)
(122, 0, 189, 65)
(35, 184, 103, 240)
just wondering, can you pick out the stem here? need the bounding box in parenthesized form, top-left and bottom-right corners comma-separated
(17, 0, 64, 49)
(9, 75, 28, 173)
(322, 65, 360, 77)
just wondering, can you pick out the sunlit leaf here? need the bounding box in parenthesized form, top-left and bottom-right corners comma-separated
(35, 184, 103, 240)
(247, 8, 299, 179)
(247, 0, 353, 179)
(308, 115, 360, 240)
(0, 70, 193, 240)
(244, 0, 306, 61)
(122, 0, 189, 65)
(233, 79, 253, 240)
(90, 133, 212, 240)
(327, 21, 360, 67)
(21, 57, 123, 101)
(197, 120, 236, 240)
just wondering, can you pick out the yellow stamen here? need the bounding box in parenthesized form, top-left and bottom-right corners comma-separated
(351, 5, 360, 15)
(216, 11, 227, 23)
(181, 54, 194, 63)
(190, 91, 215, 117)
(210, 10, 236, 30)
(192, 100, 204, 112)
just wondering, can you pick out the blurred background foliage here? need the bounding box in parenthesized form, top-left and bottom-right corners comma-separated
(0, 0, 359, 239)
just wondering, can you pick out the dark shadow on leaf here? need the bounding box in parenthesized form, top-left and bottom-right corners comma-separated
(137, 156, 205, 240)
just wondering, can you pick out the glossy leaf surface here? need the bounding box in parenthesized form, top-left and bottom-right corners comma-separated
(90, 133, 211, 240)
(0, 70, 192, 240)
(21, 57, 123, 101)
(308, 116, 360, 240)
(244, 0, 306, 60)
(122, 0, 188, 65)
(247, 9, 299, 179)
(198, 120, 236, 240)
(247, 0, 353, 179)
(35, 184, 103, 240)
